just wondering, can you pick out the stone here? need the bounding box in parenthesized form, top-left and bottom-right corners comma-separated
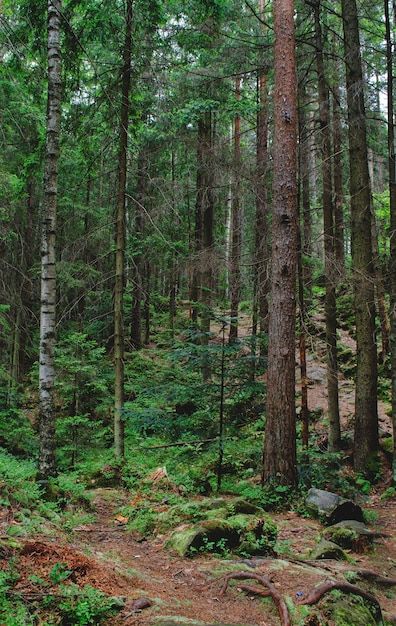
(321, 520, 385, 553)
(305, 488, 364, 525)
(310, 539, 349, 561)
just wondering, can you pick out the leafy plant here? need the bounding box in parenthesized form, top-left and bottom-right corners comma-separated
(0, 564, 30, 625)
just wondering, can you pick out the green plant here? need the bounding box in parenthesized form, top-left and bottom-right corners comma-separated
(355, 474, 371, 494)
(0, 561, 30, 625)
(57, 583, 117, 625)
(190, 535, 230, 556)
(381, 486, 396, 501)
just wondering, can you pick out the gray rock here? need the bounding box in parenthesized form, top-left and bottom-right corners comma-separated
(305, 488, 364, 525)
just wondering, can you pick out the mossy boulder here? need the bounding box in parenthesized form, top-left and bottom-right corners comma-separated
(228, 513, 278, 556)
(321, 520, 379, 553)
(167, 511, 277, 557)
(310, 539, 349, 561)
(320, 592, 379, 625)
(167, 518, 240, 556)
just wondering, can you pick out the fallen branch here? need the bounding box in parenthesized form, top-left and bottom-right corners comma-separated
(218, 571, 291, 626)
(297, 580, 383, 624)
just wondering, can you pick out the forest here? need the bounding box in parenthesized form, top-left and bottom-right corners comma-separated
(1, 0, 396, 624)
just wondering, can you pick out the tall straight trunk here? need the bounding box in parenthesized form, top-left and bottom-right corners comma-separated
(371, 208, 389, 362)
(297, 81, 311, 450)
(386, 0, 396, 481)
(312, 0, 341, 451)
(298, 82, 313, 312)
(130, 144, 148, 350)
(341, 0, 378, 473)
(252, 0, 269, 356)
(331, 60, 346, 277)
(262, 0, 298, 488)
(229, 77, 242, 343)
(193, 111, 215, 379)
(38, 0, 62, 480)
(114, 0, 132, 458)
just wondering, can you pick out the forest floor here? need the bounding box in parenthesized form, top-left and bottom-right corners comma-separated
(2, 314, 396, 625)
(4, 484, 396, 625)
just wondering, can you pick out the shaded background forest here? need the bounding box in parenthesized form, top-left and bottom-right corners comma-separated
(0, 0, 395, 489)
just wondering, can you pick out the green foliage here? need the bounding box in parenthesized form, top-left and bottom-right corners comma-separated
(57, 583, 118, 625)
(55, 332, 113, 468)
(381, 486, 396, 501)
(0, 563, 31, 625)
(0, 402, 37, 457)
(298, 447, 353, 495)
(190, 535, 230, 556)
(0, 449, 42, 508)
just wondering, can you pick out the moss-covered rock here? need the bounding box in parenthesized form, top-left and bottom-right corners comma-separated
(167, 518, 240, 556)
(167, 511, 278, 557)
(310, 540, 349, 561)
(164, 496, 277, 557)
(321, 520, 378, 553)
(320, 592, 379, 625)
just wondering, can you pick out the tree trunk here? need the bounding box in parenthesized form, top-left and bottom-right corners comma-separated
(130, 145, 148, 351)
(38, 0, 62, 480)
(262, 0, 298, 488)
(298, 82, 313, 313)
(229, 77, 242, 343)
(193, 111, 215, 380)
(341, 0, 378, 473)
(252, 5, 269, 365)
(370, 207, 389, 362)
(312, 0, 341, 451)
(331, 57, 346, 278)
(114, 0, 132, 458)
(385, 0, 396, 482)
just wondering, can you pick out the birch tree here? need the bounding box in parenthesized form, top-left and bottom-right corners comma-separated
(38, 0, 62, 480)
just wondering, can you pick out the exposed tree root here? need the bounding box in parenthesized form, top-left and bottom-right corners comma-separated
(217, 571, 291, 626)
(297, 579, 383, 623)
(353, 569, 396, 586)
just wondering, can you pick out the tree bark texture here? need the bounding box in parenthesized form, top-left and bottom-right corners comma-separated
(253, 0, 269, 351)
(385, 0, 396, 481)
(229, 78, 242, 343)
(331, 61, 346, 277)
(130, 144, 148, 351)
(341, 0, 378, 472)
(193, 111, 215, 380)
(298, 82, 313, 312)
(262, 0, 298, 488)
(114, 0, 133, 458)
(312, 0, 341, 451)
(39, 0, 62, 480)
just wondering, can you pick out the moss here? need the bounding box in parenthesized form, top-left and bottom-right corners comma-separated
(321, 593, 377, 625)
